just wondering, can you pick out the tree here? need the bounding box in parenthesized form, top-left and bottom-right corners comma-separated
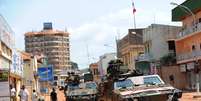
(70, 61, 79, 70)
(160, 53, 176, 66)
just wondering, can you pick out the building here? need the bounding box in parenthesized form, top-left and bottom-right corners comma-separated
(21, 52, 44, 101)
(24, 22, 70, 79)
(89, 63, 100, 83)
(0, 14, 13, 71)
(98, 53, 116, 77)
(136, 24, 181, 74)
(172, 0, 201, 90)
(117, 29, 144, 70)
(0, 15, 19, 100)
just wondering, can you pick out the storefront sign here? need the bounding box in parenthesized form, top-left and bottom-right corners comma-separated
(11, 50, 23, 77)
(187, 62, 194, 70)
(180, 64, 186, 72)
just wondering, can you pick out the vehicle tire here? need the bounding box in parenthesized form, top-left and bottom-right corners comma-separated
(172, 93, 179, 101)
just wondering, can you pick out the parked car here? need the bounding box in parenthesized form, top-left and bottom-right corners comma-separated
(66, 81, 99, 101)
(112, 75, 182, 101)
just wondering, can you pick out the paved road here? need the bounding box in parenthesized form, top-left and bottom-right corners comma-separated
(43, 90, 201, 101)
(43, 89, 65, 101)
(179, 92, 201, 101)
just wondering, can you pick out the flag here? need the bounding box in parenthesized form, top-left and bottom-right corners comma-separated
(132, 1, 136, 14)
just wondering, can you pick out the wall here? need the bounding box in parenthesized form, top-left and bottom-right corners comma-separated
(143, 24, 181, 60)
(176, 31, 201, 54)
(98, 53, 116, 76)
(182, 10, 201, 27)
(159, 65, 187, 90)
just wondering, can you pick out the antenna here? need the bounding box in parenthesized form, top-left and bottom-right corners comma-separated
(85, 41, 90, 67)
(65, 27, 68, 32)
(116, 29, 120, 40)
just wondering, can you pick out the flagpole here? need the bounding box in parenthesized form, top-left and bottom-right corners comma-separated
(133, 12, 136, 29)
(131, 0, 136, 29)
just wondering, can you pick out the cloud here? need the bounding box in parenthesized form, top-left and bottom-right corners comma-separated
(69, 5, 182, 68)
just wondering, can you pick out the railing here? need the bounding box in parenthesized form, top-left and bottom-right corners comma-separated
(177, 50, 201, 62)
(177, 23, 201, 39)
(136, 53, 153, 62)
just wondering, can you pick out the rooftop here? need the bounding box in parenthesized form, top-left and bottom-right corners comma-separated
(25, 29, 69, 36)
(172, 0, 201, 21)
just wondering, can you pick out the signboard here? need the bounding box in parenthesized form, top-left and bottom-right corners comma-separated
(180, 64, 186, 72)
(0, 15, 14, 49)
(43, 22, 52, 30)
(11, 50, 23, 77)
(0, 70, 10, 100)
(38, 65, 54, 81)
(187, 62, 194, 70)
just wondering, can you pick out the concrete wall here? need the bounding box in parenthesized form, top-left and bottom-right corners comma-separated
(159, 65, 187, 90)
(143, 24, 181, 60)
(98, 53, 116, 76)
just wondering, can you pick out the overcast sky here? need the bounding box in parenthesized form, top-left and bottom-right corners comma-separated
(0, 0, 185, 69)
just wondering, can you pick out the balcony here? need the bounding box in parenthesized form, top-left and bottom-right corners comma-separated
(136, 53, 153, 62)
(177, 23, 201, 39)
(177, 50, 201, 63)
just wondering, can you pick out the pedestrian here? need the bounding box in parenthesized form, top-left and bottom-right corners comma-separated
(10, 85, 16, 101)
(50, 88, 57, 101)
(32, 89, 38, 101)
(18, 85, 29, 101)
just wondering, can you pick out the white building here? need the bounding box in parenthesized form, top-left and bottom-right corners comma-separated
(143, 24, 181, 61)
(98, 53, 116, 77)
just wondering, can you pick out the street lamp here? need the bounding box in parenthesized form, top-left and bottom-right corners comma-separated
(171, 2, 200, 94)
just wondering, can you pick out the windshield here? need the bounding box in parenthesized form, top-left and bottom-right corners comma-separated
(85, 82, 97, 89)
(143, 76, 162, 85)
(115, 79, 134, 89)
(68, 84, 79, 90)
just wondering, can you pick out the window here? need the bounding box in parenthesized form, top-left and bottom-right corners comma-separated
(144, 76, 162, 85)
(200, 44, 201, 50)
(192, 45, 196, 51)
(199, 18, 201, 23)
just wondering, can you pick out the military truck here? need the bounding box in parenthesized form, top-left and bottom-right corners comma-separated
(66, 81, 98, 101)
(84, 72, 93, 82)
(112, 75, 182, 101)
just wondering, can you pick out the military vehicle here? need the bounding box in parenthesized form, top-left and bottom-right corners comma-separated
(66, 81, 98, 101)
(112, 75, 182, 101)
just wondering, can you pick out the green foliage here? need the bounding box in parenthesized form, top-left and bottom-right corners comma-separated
(0, 72, 8, 81)
(160, 53, 176, 66)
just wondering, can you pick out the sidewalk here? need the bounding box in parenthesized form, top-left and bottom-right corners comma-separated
(179, 92, 201, 101)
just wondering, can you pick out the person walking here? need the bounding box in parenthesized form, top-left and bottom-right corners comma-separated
(10, 85, 16, 101)
(18, 85, 29, 101)
(32, 89, 38, 101)
(50, 88, 57, 101)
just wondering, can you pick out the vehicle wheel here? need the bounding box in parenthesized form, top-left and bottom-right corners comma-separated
(172, 94, 179, 101)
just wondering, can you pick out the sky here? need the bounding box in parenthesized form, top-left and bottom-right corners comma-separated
(0, 0, 185, 69)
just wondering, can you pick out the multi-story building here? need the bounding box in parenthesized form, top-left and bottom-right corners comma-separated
(136, 24, 181, 74)
(24, 22, 70, 78)
(117, 29, 144, 70)
(0, 15, 13, 71)
(98, 53, 116, 77)
(0, 15, 20, 100)
(21, 52, 43, 101)
(172, 0, 201, 89)
(89, 63, 100, 83)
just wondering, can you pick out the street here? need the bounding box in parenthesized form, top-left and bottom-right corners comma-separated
(41, 88, 201, 101)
